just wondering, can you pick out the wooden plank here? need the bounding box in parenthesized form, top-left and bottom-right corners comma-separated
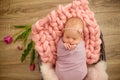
(0, 0, 120, 25)
(0, 64, 41, 80)
(107, 59, 120, 80)
(104, 35, 120, 60)
(89, 0, 120, 13)
(95, 12, 120, 36)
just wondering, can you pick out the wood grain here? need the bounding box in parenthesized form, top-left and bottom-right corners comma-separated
(0, 0, 120, 80)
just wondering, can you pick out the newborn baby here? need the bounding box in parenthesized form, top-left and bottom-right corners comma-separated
(55, 17, 87, 80)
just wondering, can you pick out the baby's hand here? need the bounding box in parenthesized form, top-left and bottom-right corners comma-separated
(70, 44, 77, 49)
(63, 43, 71, 50)
(63, 43, 77, 50)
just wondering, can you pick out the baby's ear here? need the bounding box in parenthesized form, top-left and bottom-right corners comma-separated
(78, 28, 83, 38)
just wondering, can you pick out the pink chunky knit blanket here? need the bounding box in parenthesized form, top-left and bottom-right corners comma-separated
(32, 0, 101, 65)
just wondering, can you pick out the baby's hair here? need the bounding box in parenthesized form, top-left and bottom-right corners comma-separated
(64, 27, 83, 34)
(64, 17, 84, 34)
(65, 17, 84, 29)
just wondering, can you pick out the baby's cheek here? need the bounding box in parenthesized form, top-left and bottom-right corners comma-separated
(63, 37, 68, 43)
(74, 40, 80, 44)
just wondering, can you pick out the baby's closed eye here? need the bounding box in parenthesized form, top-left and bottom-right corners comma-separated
(66, 36, 70, 39)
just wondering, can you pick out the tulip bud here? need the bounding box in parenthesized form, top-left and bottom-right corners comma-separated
(30, 63, 35, 71)
(4, 36, 13, 44)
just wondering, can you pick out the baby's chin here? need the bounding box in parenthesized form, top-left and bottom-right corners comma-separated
(71, 41, 81, 45)
(72, 42, 79, 45)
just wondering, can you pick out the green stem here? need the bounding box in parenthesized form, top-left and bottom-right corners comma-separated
(12, 29, 24, 38)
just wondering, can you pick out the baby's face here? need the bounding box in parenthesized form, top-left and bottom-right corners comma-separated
(62, 17, 84, 45)
(63, 29, 81, 45)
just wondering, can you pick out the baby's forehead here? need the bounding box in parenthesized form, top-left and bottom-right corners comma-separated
(64, 30, 81, 38)
(64, 28, 81, 36)
(65, 17, 84, 28)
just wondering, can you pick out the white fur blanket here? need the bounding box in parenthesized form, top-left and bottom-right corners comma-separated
(39, 60, 108, 80)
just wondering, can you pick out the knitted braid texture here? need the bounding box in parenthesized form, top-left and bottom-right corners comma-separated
(32, 0, 101, 65)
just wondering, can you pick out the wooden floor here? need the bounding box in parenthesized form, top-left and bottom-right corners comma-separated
(0, 0, 120, 80)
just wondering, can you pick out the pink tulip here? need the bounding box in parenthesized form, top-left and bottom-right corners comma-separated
(30, 63, 35, 71)
(17, 46, 23, 50)
(4, 36, 13, 44)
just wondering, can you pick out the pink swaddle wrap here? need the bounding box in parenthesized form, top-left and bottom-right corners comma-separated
(55, 38, 87, 80)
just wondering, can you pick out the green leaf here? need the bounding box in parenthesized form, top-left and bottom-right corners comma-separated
(21, 40, 34, 62)
(14, 25, 32, 28)
(30, 49, 35, 64)
(14, 27, 31, 43)
(14, 25, 27, 28)
(23, 28, 31, 47)
(12, 29, 24, 38)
